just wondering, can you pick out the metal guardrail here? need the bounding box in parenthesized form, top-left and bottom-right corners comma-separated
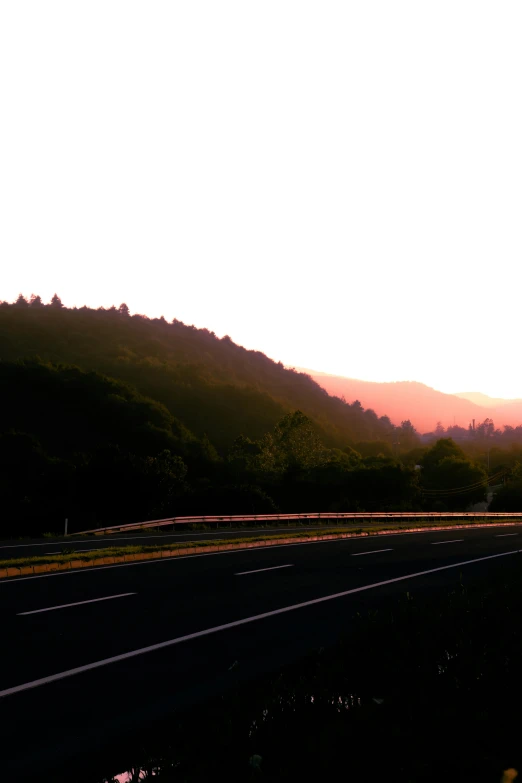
(72, 511, 522, 537)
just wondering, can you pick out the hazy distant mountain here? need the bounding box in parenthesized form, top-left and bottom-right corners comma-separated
(453, 392, 521, 408)
(296, 369, 522, 433)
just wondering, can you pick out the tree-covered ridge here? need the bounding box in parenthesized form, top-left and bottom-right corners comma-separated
(0, 296, 406, 448)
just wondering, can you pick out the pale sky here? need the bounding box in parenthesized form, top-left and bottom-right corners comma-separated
(1, 2, 521, 398)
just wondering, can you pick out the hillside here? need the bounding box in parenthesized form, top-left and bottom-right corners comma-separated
(453, 392, 519, 408)
(299, 369, 522, 433)
(0, 300, 396, 450)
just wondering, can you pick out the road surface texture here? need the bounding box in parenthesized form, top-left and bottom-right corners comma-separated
(1, 524, 521, 780)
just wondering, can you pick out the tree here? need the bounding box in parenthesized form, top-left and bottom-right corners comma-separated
(476, 418, 495, 439)
(141, 450, 188, 516)
(446, 424, 468, 439)
(328, 447, 361, 466)
(434, 421, 445, 437)
(423, 456, 487, 509)
(396, 419, 419, 450)
(29, 294, 43, 308)
(421, 438, 466, 472)
(420, 440, 487, 510)
(50, 293, 63, 309)
(256, 411, 328, 474)
(354, 441, 392, 459)
(227, 435, 261, 473)
(119, 303, 130, 317)
(14, 293, 29, 308)
(401, 446, 427, 468)
(489, 478, 522, 512)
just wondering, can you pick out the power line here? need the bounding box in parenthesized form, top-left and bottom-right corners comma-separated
(421, 469, 507, 496)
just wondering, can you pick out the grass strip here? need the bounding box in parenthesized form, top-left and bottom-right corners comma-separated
(0, 529, 363, 568)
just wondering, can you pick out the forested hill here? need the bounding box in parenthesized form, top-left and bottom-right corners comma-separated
(0, 298, 398, 449)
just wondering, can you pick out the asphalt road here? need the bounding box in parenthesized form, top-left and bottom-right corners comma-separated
(1, 524, 521, 780)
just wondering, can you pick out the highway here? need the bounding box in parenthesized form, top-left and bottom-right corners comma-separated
(1, 524, 521, 780)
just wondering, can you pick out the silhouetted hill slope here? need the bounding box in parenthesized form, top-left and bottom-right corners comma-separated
(453, 392, 519, 407)
(0, 302, 396, 449)
(299, 369, 522, 433)
(490, 400, 522, 424)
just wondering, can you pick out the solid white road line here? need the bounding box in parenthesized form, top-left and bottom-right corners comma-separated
(0, 526, 333, 550)
(235, 564, 294, 576)
(431, 540, 464, 545)
(496, 534, 518, 538)
(17, 593, 136, 616)
(351, 549, 393, 557)
(0, 549, 518, 699)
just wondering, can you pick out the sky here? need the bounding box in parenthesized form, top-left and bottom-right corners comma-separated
(1, 2, 521, 398)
